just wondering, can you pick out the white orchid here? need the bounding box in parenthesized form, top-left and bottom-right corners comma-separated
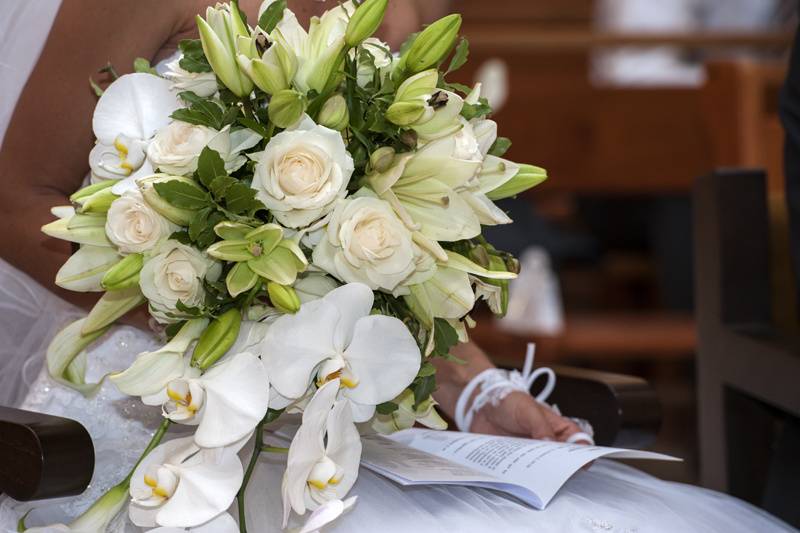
(90, 73, 182, 194)
(128, 436, 244, 529)
(283, 379, 361, 526)
(291, 497, 357, 533)
(142, 352, 270, 448)
(146, 512, 238, 533)
(262, 283, 421, 422)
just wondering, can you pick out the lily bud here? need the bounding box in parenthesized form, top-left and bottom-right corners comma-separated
(486, 164, 548, 200)
(78, 187, 119, 215)
(267, 282, 301, 314)
(404, 14, 462, 74)
(82, 286, 145, 335)
(372, 389, 448, 434)
(268, 89, 307, 128)
(138, 174, 200, 226)
(317, 94, 349, 131)
(42, 214, 111, 247)
(238, 30, 298, 95)
(370, 146, 395, 173)
(192, 308, 242, 370)
(386, 101, 427, 127)
(345, 0, 389, 47)
(196, 4, 254, 98)
(395, 69, 439, 102)
(101, 253, 143, 290)
(70, 179, 119, 204)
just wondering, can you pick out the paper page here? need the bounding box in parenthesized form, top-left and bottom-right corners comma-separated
(376, 429, 680, 509)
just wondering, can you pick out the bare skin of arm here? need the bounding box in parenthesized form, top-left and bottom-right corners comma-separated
(433, 341, 586, 442)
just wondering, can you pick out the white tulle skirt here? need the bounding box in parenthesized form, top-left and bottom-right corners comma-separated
(0, 259, 795, 533)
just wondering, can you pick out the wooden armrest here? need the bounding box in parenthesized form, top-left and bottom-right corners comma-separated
(0, 407, 94, 501)
(547, 366, 661, 449)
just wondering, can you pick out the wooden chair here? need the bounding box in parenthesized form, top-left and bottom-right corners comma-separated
(694, 170, 800, 523)
(0, 365, 660, 501)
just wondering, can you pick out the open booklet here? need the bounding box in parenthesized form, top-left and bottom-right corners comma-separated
(359, 429, 680, 510)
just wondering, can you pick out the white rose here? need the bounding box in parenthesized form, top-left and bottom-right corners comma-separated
(162, 57, 218, 98)
(139, 240, 221, 323)
(312, 196, 434, 293)
(105, 189, 177, 254)
(147, 122, 260, 176)
(252, 118, 354, 228)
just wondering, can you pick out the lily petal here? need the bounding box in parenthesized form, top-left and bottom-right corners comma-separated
(56, 245, 121, 292)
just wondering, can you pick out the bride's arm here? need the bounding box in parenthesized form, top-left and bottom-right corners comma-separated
(0, 1, 211, 309)
(433, 341, 585, 442)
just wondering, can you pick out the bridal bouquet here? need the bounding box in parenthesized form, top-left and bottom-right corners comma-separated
(37, 1, 546, 531)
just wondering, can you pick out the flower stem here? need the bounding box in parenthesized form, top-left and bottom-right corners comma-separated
(261, 445, 289, 453)
(237, 417, 267, 533)
(124, 418, 171, 485)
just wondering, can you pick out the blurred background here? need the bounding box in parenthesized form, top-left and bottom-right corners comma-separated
(450, 0, 797, 502)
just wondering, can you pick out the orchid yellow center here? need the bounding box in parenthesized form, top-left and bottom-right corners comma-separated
(142, 465, 178, 503)
(307, 456, 344, 491)
(113, 138, 133, 176)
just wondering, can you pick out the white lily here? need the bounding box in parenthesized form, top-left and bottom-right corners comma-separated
(262, 283, 421, 422)
(146, 512, 238, 533)
(110, 319, 208, 397)
(128, 436, 244, 529)
(55, 245, 121, 292)
(282, 380, 361, 526)
(24, 481, 129, 533)
(271, 4, 351, 93)
(90, 73, 181, 194)
(371, 388, 447, 434)
(142, 352, 270, 448)
(291, 497, 358, 533)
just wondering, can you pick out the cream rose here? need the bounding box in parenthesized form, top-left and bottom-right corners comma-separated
(147, 122, 260, 176)
(139, 240, 221, 323)
(162, 56, 218, 98)
(105, 189, 176, 254)
(312, 196, 434, 293)
(251, 118, 354, 228)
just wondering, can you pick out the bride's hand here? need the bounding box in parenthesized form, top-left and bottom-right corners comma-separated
(469, 390, 587, 442)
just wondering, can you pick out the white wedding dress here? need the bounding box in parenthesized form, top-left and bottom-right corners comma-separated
(0, 2, 796, 532)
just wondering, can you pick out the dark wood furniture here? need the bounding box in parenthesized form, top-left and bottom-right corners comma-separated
(694, 170, 800, 521)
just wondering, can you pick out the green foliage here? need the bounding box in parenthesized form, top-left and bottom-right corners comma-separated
(258, 0, 287, 32)
(172, 91, 239, 130)
(412, 374, 436, 409)
(445, 38, 469, 76)
(461, 96, 493, 121)
(488, 137, 512, 157)
(376, 401, 399, 415)
(432, 318, 459, 358)
(197, 147, 228, 188)
(133, 57, 157, 75)
(153, 181, 211, 210)
(179, 39, 212, 73)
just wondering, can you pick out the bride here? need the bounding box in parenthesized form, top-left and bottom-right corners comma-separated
(0, 1, 794, 531)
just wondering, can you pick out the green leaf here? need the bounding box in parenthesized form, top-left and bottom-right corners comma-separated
(413, 374, 436, 409)
(171, 93, 225, 129)
(164, 320, 187, 340)
(189, 207, 213, 242)
(444, 81, 473, 95)
(179, 39, 212, 73)
(461, 97, 493, 121)
(209, 176, 237, 200)
(176, 300, 203, 316)
(154, 181, 211, 209)
(238, 117, 271, 139)
(488, 137, 512, 157)
(133, 57, 157, 75)
(170, 231, 193, 245)
(417, 361, 437, 378)
(258, 0, 287, 32)
(446, 38, 469, 75)
(432, 317, 459, 357)
(225, 182, 263, 215)
(196, 147, 228, 188)
(376, 401, 399, 415)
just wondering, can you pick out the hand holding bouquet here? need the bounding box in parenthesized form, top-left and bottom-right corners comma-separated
(36, 1, 546, 531)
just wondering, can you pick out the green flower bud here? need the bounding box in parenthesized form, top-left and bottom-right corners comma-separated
(42, 214, 111, 247)
(317, 94, 349, 131)
(192, 308, 242, 370)
(101, 253, 143, 290)
(468, 245, 491, 269)
(370, 146, 395, 173)
(78, 187, 119, 215)
(268, 89, 308, 129)
(386, 100, 426, 126)
(138, 174, 200, 226)
(395, 69, 439, 102)
(196, 4, 253, 98)
(70, 180, 119, 204)
(345, 0, 389, 47)
(404, 14, 462, 74)
(82, 286, 145, 335)
(267, 282, 301, 314)
(237, 31, 298, 95)
(486, 164, 548, 201)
